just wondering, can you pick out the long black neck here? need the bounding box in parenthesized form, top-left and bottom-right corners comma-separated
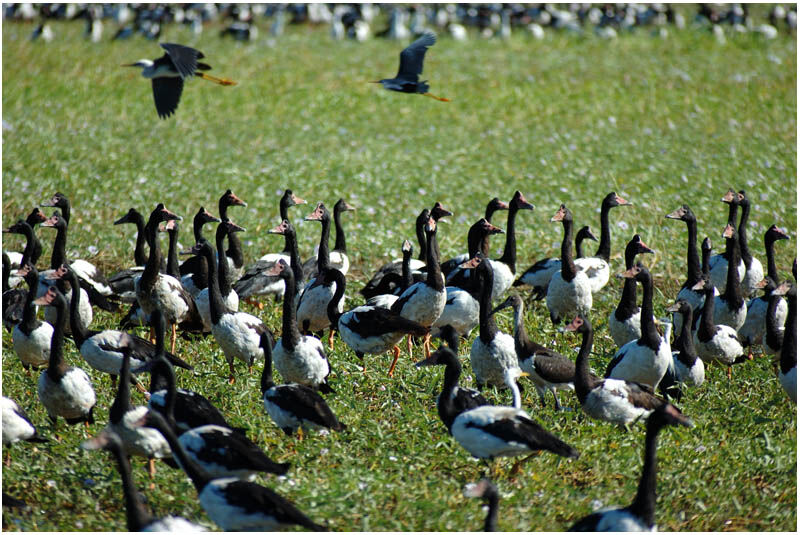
(673, 308, 698, 366)
(616, 247, 640, 321)
(401, 247, 413, 289)
(780, 290, 796, 374)
(146, 414, 210, 492)
(192, 214, 207, 243)
(49, 222, 68, 270)
(765, 234, 780, 283)
(425, 227, 444, 291)
(497, 205, 519, 272)
(165, 227, 180, 279)
(46, 295, 68, 381)
(326, 269, 346, 327)
(316, 213, 331, 274)
(484, 492, 499, 532)
(573, 325, 596, 404)
(278, 201, 293, 254)
(140, 220, 161, 293)
(17, 223, 37, 267)
(20, 274, 40, 333)
(478, 265, 498, 343)
(109, 350, 133, 425)
(280, 267, 301, 350)
(67, 272, 90, 346)
(216, 227, 233, 297)
(202, 245, 226, 326)
(510, 302, 532, 357)
(723, 202, 739, 260)
(701, 241, 711, 276)
(109, 441, 153, 531)
(415, 213, 427, 261)
(260, 333, 276, 393)
(575, 233, 587, 259)
(738, 201, 753, 267)
(219, 204, 244, 269)
(466, 221, 484, 258)
(595, 202, 613, 261)
(697, 285, 716, 342)
(333, 207, 347, 252)
(149, 323, 171, 394)
(286, 228, 303, 296)
(437, 351, 461, 427)
(684, 218, 701, 287)
(638, 271, 661, 350)
(559, 218, 577, 282)
(132, 215, 147, 266)
(628, 420, 660, 528)
(722, 231, 743, 309)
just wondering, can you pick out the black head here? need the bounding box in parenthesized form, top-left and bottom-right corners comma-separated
(266, 258, 292, 279)
(431, 202, 452, 221)
(666, 299, 692, 315)
(195, 206, 221, 225)
(3, 219, 32, 235)
(721, 188, 744, 205)
(619, 262, 650, 282)
(401, 239, 413, 255)
(414, 344, 457, 368)
(478, 218, 504, 236)
(486, 197, 509, 215)
(269, 219, 294, 237)
(550, 204, 571, 223)
(602, 191, 631, 208)
(665, 204, 695, 222)
(648, 403, 693, 430)
(765, 225, 790, 244)
(563, 314, 591, 334)
(334, 198, 356, 214)
(510, 190, 534, 211)
(220, 189, 247, 209)
(40, 211, 67, 230)
(576, 225, 598, 243)
(304, 202, 328, 223)
(701, 237, 712, 254)
(691, 274, 712, 292)
(81, 428, 124, 453)
(150, 203, 182, 224)
(42, 192, 69, 209)
(281, 189, 306, 208)
(114, 208, 143, 226)
(26, 207, 48, 226)
(626, 234, 655, 257)
(490, 294, 522, 316)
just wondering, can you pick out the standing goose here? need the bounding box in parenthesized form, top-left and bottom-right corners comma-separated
(468, 257, 521, 390)
(261, 330, 346, 437)
(364, 239, 415, 309)
(440, 197, 509, 277)
(302, 198, 355, 279)
(774, 282, 796, 403)
(546, 204, 593, 325)
(764, 279, 788, 356)
(3, 214, 46, 288)
(139, 410, 325, 532)
(108, 208, 152, 302)
(657, 300, 705, 401)
(463, 479, 499, 532)
(391, 215, 447, 356)
(513, 225, 598, 300)
(189, 235, 271, 384)
(327, 267, 428, 376)
(608, 234, 656, 347)
(666, 204, 710, 333)
(563, 315, 667, 426)
(444, 218, 505, 294)
(234, 220, 303, 303)
(485, 191, 534, 301)
(691, 275, 744, 375)
(269, 259, 333, 392)
(195, 222, 242, 332)
(605, 264, 672, 389)
(218, 189, 248, 286)
(712, 223, 746, 331)
(162, 219, 182, 279)
(81, 430, 205, 532)
(573, 191, 631, 293)
(33, 286, 96, 426)
(708, 189, 746, 291)
(11, 264, 53, 370)
(178, 207, 222, 297)
(415, 330, 491, 433)
(296, 202, 344, 337)
(257, 189, 306, 263)
(736, 192, 763, 297)
(491, 294, 578, 410)
(2, 396, 48, 453)
(3, 253, 26, 330)
(567, 404, 692, 531)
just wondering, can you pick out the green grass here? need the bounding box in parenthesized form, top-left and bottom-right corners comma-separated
(2, 13, 796, 532)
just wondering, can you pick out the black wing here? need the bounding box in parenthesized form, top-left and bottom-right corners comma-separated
(218, 480, 325, 531)
(345, 307, 428, 339)
(396, 31, 436, 82)
(268, 384, 345, 431)
(567, 511, 605, 531)
(467, 414, 579, 458)
(160, 43, 201, 78)
(187, 428, 289, 475)
(603, 348, 628, 378)
(533, 353, 576, 385)
(626, 382, 667, 410)
(151, 77, 184, 119)
(122, 332, 193, 370)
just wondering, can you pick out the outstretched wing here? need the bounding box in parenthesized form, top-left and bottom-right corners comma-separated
(160, 43, 202, 78)
(151, 77, 183, 119)
(396, 31, 436, 82)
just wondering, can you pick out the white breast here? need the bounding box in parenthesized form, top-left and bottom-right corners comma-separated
(199, 479, 284, 531)
(338, 307, 406, 355)
(178, 425, 256, 480)
(71, 258, 113, 296)
(608, 307, 642, 348)
(693, 326, 743, 364)
(582, 380, 653, 425)
(142, 516, 206, 532)
(196, 289, 239, 332)
(431, 287, 479, 337)
(741, 258, 764, 298)
(12, 321, 53, 368)
(574, 257, 610, 293)
(81, 331, 146, 375)
(109, 406, 171, 459)
(607, 339, 672, 388)
(2, 397, 36, 445)
(212, 312, 265, 365)
(672, 286, 708, 333)
(37, 367, 96, 421)
(43, 287, 92, 335)
(451, 406, 531, 459)
(470, 332, 519, 388)
(546, 270, 593, 324)
(779, 367, 796, 403)
(396, 282, 446, 327)
(272, 336, 329, 387)
(708, 256, 745, 293)
(712, 296, 746, 332)
(517, 258, 560, 288)
(672, 354, 705, 387)
(487, 260, 514, 301)
(594, 508, 654, 531)
(296, 281, 341, 333)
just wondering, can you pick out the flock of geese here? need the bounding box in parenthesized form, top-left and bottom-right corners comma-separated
(2, 183, 795, 531)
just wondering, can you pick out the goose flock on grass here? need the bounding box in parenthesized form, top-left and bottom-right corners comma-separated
(2, 181, 794, 530)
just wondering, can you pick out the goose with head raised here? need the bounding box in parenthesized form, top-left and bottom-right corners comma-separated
(234, 220, 303, 303)
(217, 189, 247, 286)
(608, 234, 655, 347)
(195, 222, 242, 332)
(107, 208, 155, 302)
(257, 189, 306, 264)
(708, 189, 746, 292)
(657, 300, 705, 401)
(485, 191, 534, 301)
(178, 207, 222, 297)
(545, 204, 593, 325)
(736, 191, 764, 297)
(691, 275, 744, 374)
(302, 198, 355, 279)
(774, 281, 796, 403)
(11, 264, 53, 370)
(440, 197, 509, 278)
(712, 222, 746, 331)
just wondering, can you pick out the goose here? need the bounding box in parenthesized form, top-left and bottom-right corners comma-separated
(712, 222, 746, 331)
(573, 191, 631, 293)
(39, 194, 116, 310)
(2, 396, 48, 454)
(513, 225, 598, 301)
(327, 267, 428, 376)
(302, 198, 355, 279)
(364, 239, 415, 309)
(108, 208, 152, 303)
(608, 234, 655, 347)
(605, 264, 672, 389)
(444, 218, 505, 297)
(666, 204, 711, 333)
(740, 226, 790, 349)
(736, 192, 763, 297)
(415, 331, 491, 433)
(217, 189, 248, 286)
(256, 189, 306, 263)
(774, 281, 796, 403)
(188, 236, 272, 384)
(33, 286, 96, 426)
(440, 197, 509, 277)
(546, 204, 593, 325)
(178, 207, 222, 296)
(657, 300, 705, 401)
(691, 275, 745, 375)
(450, 367, 579, 473)
(2, 253, 26, 330)
(567, 403, 692, 531)
(491, 294, 579, 410)
(138, 410, 326, 532)
(234, 220, 303, 303)
(463, 479, 499, 532)
(11, 264, 53, 370)
(485, 190, 534, 301)
(708, 189, 746, 291)
(3, 212, 46, 288)
(469, 257, 521, 390)
(136, 203, 202, 353)
(296, 202, 345, 337)
(391, 215, 447, 356)
(81, 430, 206, 532)
(261, 329, 346, 437)
(764, 279, 788, 356)
(563, 314, 668, 426)
(50, 264, 192, 381)
(162, 219, 183, 279)
(195, 222, 242, 332)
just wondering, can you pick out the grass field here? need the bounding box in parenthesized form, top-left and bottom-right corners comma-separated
(2, 12, 797, 532)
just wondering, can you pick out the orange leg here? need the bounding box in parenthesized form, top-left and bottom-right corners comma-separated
(228, 361, 236, 385)
(423, 333, 432, 358)
(388, 345, 401, 377)
(170, 324, 177, 354)
(328, 330, 335, 351)
(406, 335, 413, 358)
(148, 458, 156, 489)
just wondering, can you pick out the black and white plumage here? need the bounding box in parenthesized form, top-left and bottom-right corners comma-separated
(666, 204, 708, 333)
(234, 220, 303, 302)
(513, 225, 597, 300)
(485, 191, 533, 301)
(492, 295, 577, 411)
(444, 218, 505, 299)
(178, 206, 222, 297)
(608, 234, 655, 347)
(692, 276, 744, 367)
(573, 192, 631, 294)
(564, 315, 668, 426)
(440, 197, 509, 278)
(108, 208, 151, 303)
(195, 222, 242, 332)
(546, 204, 593, 325)
(774, 282, 796, 403)
(764, 279, 789, 356)
(81, 430, 206, 532)
(3, 252, 26, 330)
(270, 259, 333, 391)
(450, 367, 580, 462)
(11, 264, 53, 369)
(708, 189, 746, 292)
(34, 287, 96, 426)
(658, 300, 705, 401)
(373, 31, 450, 101)
(302, 198, 355, 279)
(261, 331, 345, 436)
(364, 238, 415, 310)
(605, 264, 672, 389)
(123, 43, 236, 119)
(711, 222, 746, 331)
(3, 212, 46, 289)
(463, 479, 499, 532)
(256, 189, 307, 264)
(736, 192, 764, 297)
(2, 396, 48, 446)
(568, 404, 693, 532)
(217, 189, 248, 286)
(139, 411, 325, 532)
